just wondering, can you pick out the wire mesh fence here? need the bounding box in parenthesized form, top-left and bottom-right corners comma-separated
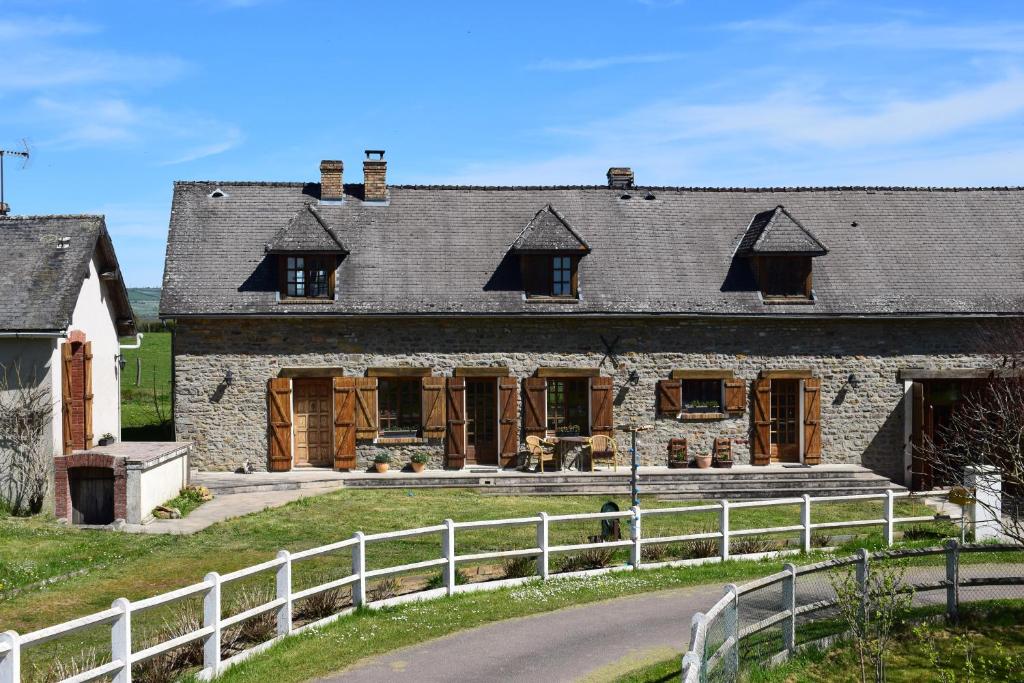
(683, 542, 1024, 682)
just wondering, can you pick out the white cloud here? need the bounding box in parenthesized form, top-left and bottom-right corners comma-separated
(0, 48, 186, 91)
(0, 16, 97, 41)
(160, 126, 244, 165)
(529, 52, 685, 72)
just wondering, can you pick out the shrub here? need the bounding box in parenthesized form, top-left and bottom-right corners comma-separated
(27, 649, 101, 683)
(502, 555, 538, 579)
(641, 543, 668, 563)
(811, 531, 834, 548)
(425, 568, 469, 590)
(901, 524, 950, 541)
(368, 576, 402, 601)
(555, 546, 615, 573)
(373, 453, 392, 464)
(224, 584, 277, 648)
(294, 574, 351, 622)
(731, 536, 784, 556)
(132, 604, 204, 683)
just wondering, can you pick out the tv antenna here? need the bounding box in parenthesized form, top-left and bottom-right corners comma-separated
(0, 139, 31, 215)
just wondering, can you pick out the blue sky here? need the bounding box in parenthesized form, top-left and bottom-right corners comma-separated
(3, 1, 1024, 286)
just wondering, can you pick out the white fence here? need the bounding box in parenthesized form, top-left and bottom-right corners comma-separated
(0, 490, 943, 683)
(681, 541, 1024, 683)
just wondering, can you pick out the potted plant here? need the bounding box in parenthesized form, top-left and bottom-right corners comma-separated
(555, 424, 581, 437)
(684, 399, 720, 414)
(693, 451, 713, 469)
(410, 452, 429, 473)
(713, 451, 733, 469)
(373, 453, 391, 473)
(98, 432, 116, 446)
(712, 437, 733, 468)
(667, 438, 687, 468)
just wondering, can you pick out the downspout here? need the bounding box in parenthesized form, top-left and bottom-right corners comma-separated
(119, 333, 144, 350)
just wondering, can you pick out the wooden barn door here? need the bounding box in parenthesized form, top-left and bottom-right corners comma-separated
(267, 378, 293, 471)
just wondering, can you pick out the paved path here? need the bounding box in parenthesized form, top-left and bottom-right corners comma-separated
(123, 484, 340, 534)
(317, 585, 722, 683)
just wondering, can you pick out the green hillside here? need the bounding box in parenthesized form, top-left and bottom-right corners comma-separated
(127, 287, 161, 321)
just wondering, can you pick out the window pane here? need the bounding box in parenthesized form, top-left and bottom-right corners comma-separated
(682, 379, 722, 411)
(379, 378, 422, 433)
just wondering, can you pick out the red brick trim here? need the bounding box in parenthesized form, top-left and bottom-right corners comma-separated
(53, 452, 127, 522)
(67, 329, 86, 344)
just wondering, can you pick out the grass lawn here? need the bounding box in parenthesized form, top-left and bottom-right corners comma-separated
(747, 600, 1024, 682)
(0, 488, 946, 678)
(120, 330, 172, 441)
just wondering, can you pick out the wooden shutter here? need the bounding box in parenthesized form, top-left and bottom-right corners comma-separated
(422, 376, 446, 439)
(590, 376, 613, 439)
(354, 377, 378, 439)
(911, 381, 927, 490)
(752, 377, 771, 465)
(656, 379, 681, 417)
(445, 377, 466, 469)
(522, 377, 547, 438)
(267, 377, 293, 472)
(724, 378, 746, 415)
(802, 377, 821, 465)
(82, 341, 94, 448)
(61, 342, 73, 455)
(497, 377, 519, 467)
(333, 377, 356, 470)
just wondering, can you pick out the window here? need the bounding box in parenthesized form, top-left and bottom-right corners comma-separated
(378, 378, 421, 434)
(280, 255, 334, 300)
(522, 254, 579, 299)
(546, 378, 589, 434)
(756, 256, 812, 300)
(681, 379, 723, 413)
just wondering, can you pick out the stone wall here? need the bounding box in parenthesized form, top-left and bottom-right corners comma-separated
(172, 316, 1004, 483)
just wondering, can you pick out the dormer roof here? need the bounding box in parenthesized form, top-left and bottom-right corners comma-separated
(266, 203, 347, 254)
(510, 205, 590, 253)
(736, 205, 828, 257)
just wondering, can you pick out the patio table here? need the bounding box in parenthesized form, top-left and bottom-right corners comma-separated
(550, 435, 590, 471)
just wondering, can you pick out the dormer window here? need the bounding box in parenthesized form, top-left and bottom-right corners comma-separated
(281, 254, 334, 299)
(510, 205, 589, 302)
(264, 203, 348, 304)
(735, 206, 827, 304)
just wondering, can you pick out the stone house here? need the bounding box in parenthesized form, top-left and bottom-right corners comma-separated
(0, 214, 136, 514)
(160, 154, 1024, 488)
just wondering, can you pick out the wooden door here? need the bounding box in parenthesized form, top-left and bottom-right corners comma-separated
(293, 378, 333, 467)
(770, 379, 801, 463)
(70, 467, 114, 525)
(465, 378, 498, 465)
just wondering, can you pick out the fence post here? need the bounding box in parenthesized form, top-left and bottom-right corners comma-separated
(352, 531, 366, 607)
(782, 562, 797, 653)
(945, 538, 960, 623)
(111, 598, 132, 683)
(442, 519, 456, 595)
(719, 500, 730, 561)
(801, 494, 812, 553)
(884, 490, 895, 547)
(275, 550, 292, 636)
(856, 548, 869, 629)
(724, 584, 740, 676)
(202, 572, 222, 675)
(630, 505, 642, 569)
(536, 512, 549, 580)
(0, 631, 20, 683)
(688, 611, 706, 681)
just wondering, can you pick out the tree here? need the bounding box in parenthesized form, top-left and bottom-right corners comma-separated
(917, 321, 1024, 544)
(0, 362, 55, 515)
(830, 558, 914, 683)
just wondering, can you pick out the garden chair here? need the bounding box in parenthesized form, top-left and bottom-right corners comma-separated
(587, 434, 618, 472)
(525, 435, 557, 472)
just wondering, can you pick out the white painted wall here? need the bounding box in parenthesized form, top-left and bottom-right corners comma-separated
(127, 453, 189, 524)
(66, 252, 122, 442)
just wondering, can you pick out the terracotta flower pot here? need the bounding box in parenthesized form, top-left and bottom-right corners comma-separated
(374, 462, 390, 473)
(695, 455, 713, 469)
(411, 462, 425, 473)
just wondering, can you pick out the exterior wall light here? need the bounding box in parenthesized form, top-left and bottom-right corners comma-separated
(628, 369, 640, 385)
(847, 373, 860, 388)
(225, 369, 234, 386)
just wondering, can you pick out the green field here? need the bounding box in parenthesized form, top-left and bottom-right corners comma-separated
(126, 287, 161, 322)
(120, 330, 172, 440)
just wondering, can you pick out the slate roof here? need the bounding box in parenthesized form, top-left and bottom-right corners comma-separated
(161, 182, 1024, 318)
(0, 215, 135, 334)
(735, 205, 828, 257)
(266, 204, 347, 254)
(510, 205, 590, 253)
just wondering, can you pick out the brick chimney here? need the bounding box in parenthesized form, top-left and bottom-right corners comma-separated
(363, 150, 387, 202)
(320, 160, 344, 202)
(0, 202, 9, 216)
(607, 167, 634, 190)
